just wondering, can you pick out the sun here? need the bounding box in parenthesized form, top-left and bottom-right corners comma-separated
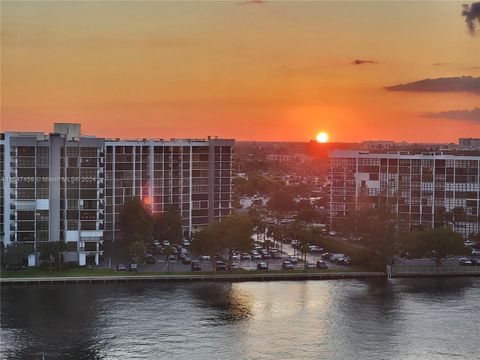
(316, 132, 329, 143)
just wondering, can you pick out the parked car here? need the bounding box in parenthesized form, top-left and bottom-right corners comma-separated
(162, 240, 170, 247)
(182, 257, 192, 265)
(337, 257, 351, 266)
(282, 261, 294, 270)
(129, 263, 138, 272)
(167, 254, 176, 261)
(316, 260, 328, 269)
(331, 254, 346, 262)
(459, 257, 473, 266)
(229, 262, 238, 270)
(321, 252, 331, 260)
(153, 240, 160, 247)
(216, 261, 228, 271)
(469, 258, 480, 265)
(116, 264, 126, 271)
(191, 261, 202, 271)
(329, 231, 336, 236)
(288, 256, 299, 263)
(257, 262, 268, 270)
(232, 253, 240, 261)
(145, 254, 156, 264)
(241, 253, 251, 261)
(182, 239, 190, 247)
(309, 245, 323, 253)
(252, 253, 262, 260)
(304, 262, 316, 270)
(200, 255, 211, 262)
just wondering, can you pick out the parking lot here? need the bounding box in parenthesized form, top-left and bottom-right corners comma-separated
(109, 240, 351, 273)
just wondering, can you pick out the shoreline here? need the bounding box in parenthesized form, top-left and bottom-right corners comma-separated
(1, 271, 479, 285)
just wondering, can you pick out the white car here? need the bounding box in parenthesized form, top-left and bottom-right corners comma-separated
(288, 256, 299, 263)
(251, 252, 262, 260)
(182, 240, 190, 247)
(241, 253, 251, 261)
(309, 245, 323, 253)
(162, 240, 171, 247)
(231, 254, 240, 261)
(200, 255, 211, 262)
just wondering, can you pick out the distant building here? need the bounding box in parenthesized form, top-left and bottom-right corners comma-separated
(362, 141, 395, 151)
(459, 138, 480, 150)
(1, 124, 234, 266)
(329, 150, 480, 238)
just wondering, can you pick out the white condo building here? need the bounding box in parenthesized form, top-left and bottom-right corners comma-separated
(330, 150, 480, 238)
(1, 124, 234, 266)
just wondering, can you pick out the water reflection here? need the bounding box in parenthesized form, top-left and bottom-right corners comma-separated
(1, 285, 105, 360)
(1, 279, 479, 360)
(188, 283, 253, 324)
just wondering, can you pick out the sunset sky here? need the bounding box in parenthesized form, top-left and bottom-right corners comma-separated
(1, 1, 479, 142)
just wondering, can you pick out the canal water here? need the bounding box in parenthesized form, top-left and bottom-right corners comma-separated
(1, 278, 479, 359)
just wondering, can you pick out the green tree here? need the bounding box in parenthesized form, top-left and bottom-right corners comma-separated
(191, 214, 254, 272)
(402, 227, 468, 266)
(268, 190, 295, 212)
(249, 208, 267, 241)
(263, 239, 274, 267)
(39, 242, 66, 272)
(119, 197, 153, 250)
(153, 209, 183, 243)
(3, 243, 31, 269)
(297, 207, 322, 224)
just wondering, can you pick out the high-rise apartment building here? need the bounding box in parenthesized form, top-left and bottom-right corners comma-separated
(104, 138, 233, 242)
(330, 150, 480, 238)
(1, 124, 105, 266)
(1, 124, 234, 266)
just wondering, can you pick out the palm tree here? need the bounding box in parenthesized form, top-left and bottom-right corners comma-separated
(264, 239, 274, 268)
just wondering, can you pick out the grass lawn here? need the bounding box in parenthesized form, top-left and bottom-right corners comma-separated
(1, 267, 370, 278)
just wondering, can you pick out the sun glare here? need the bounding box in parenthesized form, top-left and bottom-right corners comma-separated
(316, 132, 329, 143)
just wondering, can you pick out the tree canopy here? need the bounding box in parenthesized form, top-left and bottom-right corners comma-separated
(3, 243, 31, 269)
(402, 227, 468, 265)
(119, 197, 153, 248)
(267, 190, 295, 212)
(153, 210, 183, 243)
(190, 214, 255, 260)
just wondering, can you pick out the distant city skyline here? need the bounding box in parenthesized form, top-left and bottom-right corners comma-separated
(1, 1, 479, 142)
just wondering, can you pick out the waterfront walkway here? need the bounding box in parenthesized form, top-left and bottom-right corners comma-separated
(1, 271, 384, 285)
(2, 269, 479, 285)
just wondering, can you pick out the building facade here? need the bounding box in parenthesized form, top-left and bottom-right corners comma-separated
(1, 124, 234, 266)
(459, 138, 480, 150)
(330, 150, 480, 238)
(1, 124, 105, 266)
(104, 138, 233, 242)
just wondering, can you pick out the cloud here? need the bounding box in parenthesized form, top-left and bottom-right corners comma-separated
(423, 108, 480, 123)
(384, 76, 480, 94)
(462, 2, 480, 35)
(351, 59, 378, 65)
